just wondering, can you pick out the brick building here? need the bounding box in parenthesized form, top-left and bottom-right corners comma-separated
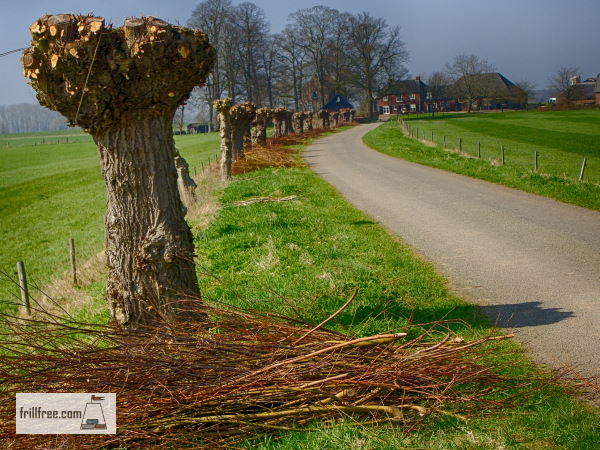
(376, 73, 527, 115)
(376, 77, 427, 114)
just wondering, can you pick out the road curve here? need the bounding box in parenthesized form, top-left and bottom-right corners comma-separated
(306, 122, 600, 381)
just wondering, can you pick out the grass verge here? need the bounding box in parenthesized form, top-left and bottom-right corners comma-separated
(363, 120, 600, 210)
(190, 130, 599, 448)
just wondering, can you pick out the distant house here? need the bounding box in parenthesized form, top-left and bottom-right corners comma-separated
(596, 76, 600, 105)
(376, 73, 526, 115)
(322, 94, 354, 112)
(560, 75, 598, 105)
(451, 73, 527, 111)
(187, 123, 209, 134)
(376, 77, 428, 114)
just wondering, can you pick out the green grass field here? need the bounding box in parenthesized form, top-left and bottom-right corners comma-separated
(364, 111, 600, 210)
(399, 110, 600, 184)
(0, 130, 220, 312)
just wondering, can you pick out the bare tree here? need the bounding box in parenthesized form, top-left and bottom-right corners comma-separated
(327, 12, 353, 96)
(289, 6, 340, 108)
(514, 79, 535, 106)
(548, 66, 582, 101)
(260, 35, 278, 108)
(426, 71, 452, 100)
(276, 25, 307, 111)
(188, 0, 232, 131)
(445, 53, 496, 112)
(234, 3, 269, 104)
(347, 12, 408, 117)
(23, 15, 215, 327)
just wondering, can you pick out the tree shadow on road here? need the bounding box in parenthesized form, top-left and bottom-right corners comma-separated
(480, 301, 575, 328)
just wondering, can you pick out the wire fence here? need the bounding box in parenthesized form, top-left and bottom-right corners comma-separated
(398, 117, 596, 184)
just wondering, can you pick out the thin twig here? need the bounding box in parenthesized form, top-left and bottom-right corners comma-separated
(294, 287, 359, 345)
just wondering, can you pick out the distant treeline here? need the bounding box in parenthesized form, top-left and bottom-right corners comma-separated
(0, 103, 69, 134)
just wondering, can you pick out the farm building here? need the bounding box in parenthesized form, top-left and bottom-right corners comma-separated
(187, 123, 210, 134)
(376, 77, 428, 114)
(596, 76, 600, 105)
(322, 94, 354, 112)
(376, 73, 527, 116)
(559, 75, 599, 105)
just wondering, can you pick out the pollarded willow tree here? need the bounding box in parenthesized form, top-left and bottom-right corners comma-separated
(292, 112, 304, 134)
(230, 102, 256, 159)
(270, 108, 287, 138)
(252, 107, 270, 146)
(215, 98, 234, 180)
(330, 111, 340, 127)
(23, 15, 215, 327)
(304, 111, 314, 131)
(317, 110, 330, 129)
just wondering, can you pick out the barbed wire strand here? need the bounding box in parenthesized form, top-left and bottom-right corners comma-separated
(0, 48, 27, 58)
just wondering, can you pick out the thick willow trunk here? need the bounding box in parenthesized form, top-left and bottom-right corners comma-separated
(94, 113, 200, 326)
(23, 14, 215, 328)
(292, 112, 304, 134)
(304, 112, 314, 131)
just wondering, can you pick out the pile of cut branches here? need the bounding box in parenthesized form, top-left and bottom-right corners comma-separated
(0, 299, 522, 448)
(232, 126, 346, 174)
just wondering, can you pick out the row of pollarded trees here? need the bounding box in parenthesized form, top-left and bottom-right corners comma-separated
(214, 99, 355, 180)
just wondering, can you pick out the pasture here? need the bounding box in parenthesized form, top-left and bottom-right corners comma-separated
(0, 129, 220, 312)
(402, 109, 600, 183)
(364, 110, 600, 210)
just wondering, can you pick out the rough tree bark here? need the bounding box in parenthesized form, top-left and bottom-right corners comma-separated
(330, 111, 340, 127)
(304, 112, 314, 131)
(349, 109, 356, 122)
(283, 110, 294, 135)
(174, 148, 197, 210)
(251, 107, 270, 146)
(270, 108, 287, 138)
(23, 15, 215, 327)
(230, 102, 256, 159)
(317, 110, 330, 129)
(214, 98, 234, 180)
(292, 112, 304, 134)
(340, 108, 351, 123)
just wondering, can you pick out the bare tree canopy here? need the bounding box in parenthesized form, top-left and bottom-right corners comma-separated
(183, 2, 410, 118)
(289, 6, 341, 108)
(346, 12, 408, 116)
(548, 66, 582, 100)
(445, 53, 497, 112)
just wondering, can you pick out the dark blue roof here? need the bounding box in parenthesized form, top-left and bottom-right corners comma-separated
(322, 94, 353, 111)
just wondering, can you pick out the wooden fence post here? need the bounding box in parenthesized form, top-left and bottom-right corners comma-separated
(579, 157, 587, 181)
(443, 135, 446, 148)
(16, 261, 30, 315)
(431, 131, 434, 142)
(501, 145, 505, 165)
(458, 138, 462, 152)
(477, 141, 481, 158)
(69, 238, 77, 285)
(534, 151, 538, 172)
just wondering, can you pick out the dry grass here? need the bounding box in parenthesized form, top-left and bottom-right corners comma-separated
(24, 251, 106, 319)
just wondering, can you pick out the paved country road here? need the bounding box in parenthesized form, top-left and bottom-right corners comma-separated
(306, 122, 600, 384)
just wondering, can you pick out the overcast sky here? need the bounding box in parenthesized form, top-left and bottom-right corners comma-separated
(1, 0, 599, 105)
